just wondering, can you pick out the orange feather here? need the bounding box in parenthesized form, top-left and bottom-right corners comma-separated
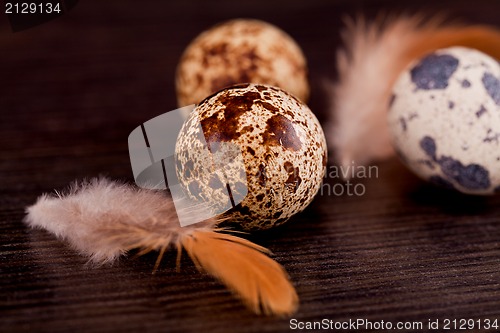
(181, 230, 298, 316)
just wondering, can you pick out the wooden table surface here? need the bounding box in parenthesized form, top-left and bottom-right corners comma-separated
(1, 1, 500, 332)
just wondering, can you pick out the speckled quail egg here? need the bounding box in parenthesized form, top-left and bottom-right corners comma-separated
(388, 47, 500, 195)
(174, 83, 327, 231)
(175, 19, 309, 107)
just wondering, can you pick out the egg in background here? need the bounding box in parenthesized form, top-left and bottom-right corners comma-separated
(388, 47, 500, 195)
(176, 19, 309, 107)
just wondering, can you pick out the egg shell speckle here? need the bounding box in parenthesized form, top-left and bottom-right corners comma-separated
(175, 19, 309, 107)
(388, 47, 500, 195)
(175, 84, 327, 230)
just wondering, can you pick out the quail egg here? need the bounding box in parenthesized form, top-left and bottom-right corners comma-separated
(388, 47, 500, 195)
(175, 84, 327, 230)
(176, 19, 309, 107)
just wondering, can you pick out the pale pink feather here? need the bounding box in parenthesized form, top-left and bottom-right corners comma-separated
(24, 178, 298, 315)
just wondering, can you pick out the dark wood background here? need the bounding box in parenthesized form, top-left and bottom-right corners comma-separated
(1, 1, 500, 332)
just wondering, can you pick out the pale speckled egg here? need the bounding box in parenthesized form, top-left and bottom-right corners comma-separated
(388, 47, 500, 195)
(175, 19, 309, 107)
(175, 83, 327, 231)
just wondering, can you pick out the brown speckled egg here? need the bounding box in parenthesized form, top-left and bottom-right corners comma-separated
(175, 84, 326, 231)
(175, 19, 309, 107)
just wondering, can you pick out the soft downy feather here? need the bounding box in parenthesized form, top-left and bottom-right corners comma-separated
(327, 14, 500, 174)
(25, 178, 298, 316)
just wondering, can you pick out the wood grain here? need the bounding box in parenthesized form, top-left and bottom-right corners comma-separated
(1, 1, 500, 332)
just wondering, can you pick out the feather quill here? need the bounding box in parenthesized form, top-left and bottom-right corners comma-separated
(24, 178, 298, 316)
(328, 15, 500, 174)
